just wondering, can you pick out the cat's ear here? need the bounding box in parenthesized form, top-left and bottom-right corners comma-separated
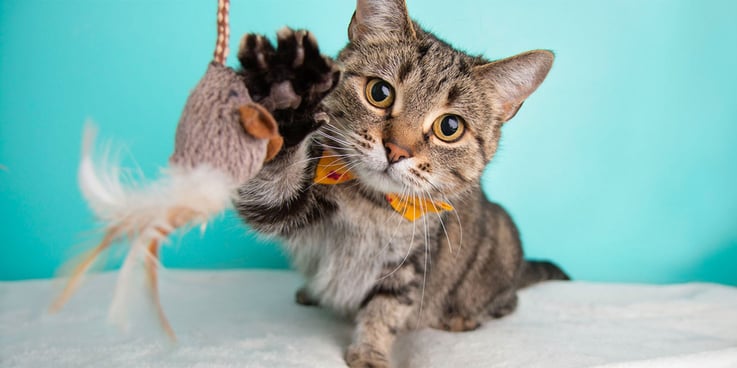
(474, 50, 554, 123)
(348, 0, 416, 42)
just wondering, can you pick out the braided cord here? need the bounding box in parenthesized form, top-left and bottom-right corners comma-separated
(213, 0, 230, 64)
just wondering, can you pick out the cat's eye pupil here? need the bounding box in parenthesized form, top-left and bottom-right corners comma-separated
(441, 116, 459, 136)
(371, 81, 391, 102)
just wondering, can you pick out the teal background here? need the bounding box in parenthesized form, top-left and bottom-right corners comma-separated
(1, 0, 736, 284)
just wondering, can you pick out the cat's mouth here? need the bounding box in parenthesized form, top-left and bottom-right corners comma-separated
(354, 162, 415, 194)
(316, 138, 418, 194)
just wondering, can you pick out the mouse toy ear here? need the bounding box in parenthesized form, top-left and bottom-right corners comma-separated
(240, 103, 284, 162)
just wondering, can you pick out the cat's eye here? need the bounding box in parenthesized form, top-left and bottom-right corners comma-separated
(365, 78, 395, 108)
(432, 114, 466, 142)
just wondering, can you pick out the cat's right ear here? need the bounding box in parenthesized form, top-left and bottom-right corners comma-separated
(348, 0, 416, 42)
(475, 50, 554, 123)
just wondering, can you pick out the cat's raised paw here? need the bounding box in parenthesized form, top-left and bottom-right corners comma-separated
(238, 28, 340, 147)
(237, 28, 340, 111)
(345, 344, 389, 368)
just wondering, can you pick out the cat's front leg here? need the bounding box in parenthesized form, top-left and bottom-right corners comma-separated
(235, 28, 340, 236)
(346, 294, 416, 368)
(345, 264, 423, 368)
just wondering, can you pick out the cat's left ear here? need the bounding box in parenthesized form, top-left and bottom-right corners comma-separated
(348, 0, 416, 42)
(474, 50, 554, 123)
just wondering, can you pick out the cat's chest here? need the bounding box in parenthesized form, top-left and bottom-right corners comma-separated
(285, 185, 423, 314)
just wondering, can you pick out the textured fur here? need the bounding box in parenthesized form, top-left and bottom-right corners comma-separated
(235, 2, 568, 367)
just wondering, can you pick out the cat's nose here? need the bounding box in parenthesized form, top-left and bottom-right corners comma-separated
(384, 141, 412, 164)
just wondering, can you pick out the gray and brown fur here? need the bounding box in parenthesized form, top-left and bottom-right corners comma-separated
(235, 1, 568, 367)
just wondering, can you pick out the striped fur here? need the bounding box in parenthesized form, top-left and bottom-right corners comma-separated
(235, 2, 568, 367)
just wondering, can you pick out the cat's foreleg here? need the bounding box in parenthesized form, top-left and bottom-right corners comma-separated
(235, 141, 315, 234)
(346, 294, 417, 368)
(234, 28, 340, 236)
(346, 259, 426, 368)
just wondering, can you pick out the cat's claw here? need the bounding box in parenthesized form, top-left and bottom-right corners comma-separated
(238, 28, 341, 147)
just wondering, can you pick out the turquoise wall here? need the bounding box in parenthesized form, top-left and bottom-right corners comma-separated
(1, 1, 736, 284)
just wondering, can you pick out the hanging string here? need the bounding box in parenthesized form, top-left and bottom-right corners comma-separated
(213, 0, 230, 65)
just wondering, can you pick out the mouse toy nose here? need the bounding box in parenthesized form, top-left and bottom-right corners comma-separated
(384, 141, 412, 164)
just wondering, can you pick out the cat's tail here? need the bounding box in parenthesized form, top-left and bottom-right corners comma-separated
(518, 260, 570, 288)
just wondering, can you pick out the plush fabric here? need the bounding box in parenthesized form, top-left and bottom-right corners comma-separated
(169, 62, 269, 184)
(2, 270, 736, 367)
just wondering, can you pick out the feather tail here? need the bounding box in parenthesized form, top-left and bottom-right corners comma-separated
(54, 124, 236, 340)
(49, 225, 121, 312)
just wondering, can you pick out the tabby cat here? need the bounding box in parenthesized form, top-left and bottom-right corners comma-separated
(235, 1, 569, 366)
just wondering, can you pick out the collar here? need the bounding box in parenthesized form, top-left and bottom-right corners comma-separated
(314, 150, 453, 221)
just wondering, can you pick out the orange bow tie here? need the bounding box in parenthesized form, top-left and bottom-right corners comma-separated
(314, 151, 454, 221)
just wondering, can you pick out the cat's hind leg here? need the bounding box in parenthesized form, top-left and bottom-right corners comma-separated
(487, 291, 518, 319)
(295, 286, 319, 307)
(432, 288, 518, 332)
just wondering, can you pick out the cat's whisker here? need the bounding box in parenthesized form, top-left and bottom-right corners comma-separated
(314, 143, 353, 154)
(377, 184, 409, 241)
(317, 127, 351, 142)
(315, 137, 353, 152)
(423, 188, 453, 255)
(306, 158, 363, 190)
(284, 152, 361, 172)
(320, 123, 355, 140)
(311, 130, 351, 148)
(430, 183, 463, 257)
(313, 130, 355, 148)
(376, 185, 414, 281)
(415, 190, 430, 329)
(317, 124, 360, 144)
(289, 152, 362, 168)
(427, 180, 464, 257)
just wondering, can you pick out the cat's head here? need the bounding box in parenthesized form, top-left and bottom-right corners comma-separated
(319, 0, 553, 199)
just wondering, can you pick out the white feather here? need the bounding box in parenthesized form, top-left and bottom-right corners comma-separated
(79, 124, 236, 233)
(77, 124, 238, 335)
(79, 124, 126, 217)
(108, 239, 142, 332)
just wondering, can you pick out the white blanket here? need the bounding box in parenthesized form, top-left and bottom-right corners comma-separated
(1, 270, 736, 367)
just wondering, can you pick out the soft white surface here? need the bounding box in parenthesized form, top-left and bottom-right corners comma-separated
(1, 270, 736, 367)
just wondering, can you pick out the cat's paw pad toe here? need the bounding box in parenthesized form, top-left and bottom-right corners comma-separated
(272, 27, 340, 111)
(437, 316, 481, 332)
(345, 344, 389, 368)
(238, 33, 275, 72)
(238, 28, 339, 112)
(237, 33, 276, 100)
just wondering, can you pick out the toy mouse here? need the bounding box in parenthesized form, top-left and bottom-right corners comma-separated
(50, 0, 339, 340)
